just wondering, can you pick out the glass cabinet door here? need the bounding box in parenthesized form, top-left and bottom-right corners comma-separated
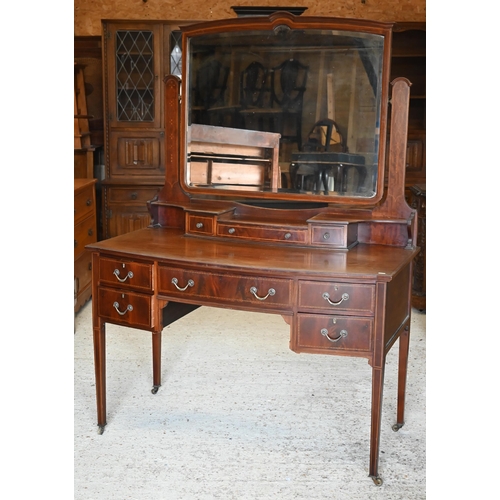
(106, 24, 162, 128)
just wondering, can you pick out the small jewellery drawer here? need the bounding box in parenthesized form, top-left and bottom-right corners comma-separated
(98, 287, 152, 329)
(158, 267, 291, 309)
(75, 217, 96, 258)
(298, 281, 375, 314)
(294, 314, 373, 353)
(310, 223, 358, 249)
(217, 222, 308, 244)
(186, 213, 215, 235)
(98, 257, 152, 292)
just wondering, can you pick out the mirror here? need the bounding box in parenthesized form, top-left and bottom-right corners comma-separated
(182, 16, 390, 203)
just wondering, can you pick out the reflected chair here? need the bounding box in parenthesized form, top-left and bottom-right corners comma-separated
(270, 58, 308, 150)
(238, 61, 272, 131)
(192, 59, 232, 126)
(238, 58, 308, 152)
(290, 118, 367, 195)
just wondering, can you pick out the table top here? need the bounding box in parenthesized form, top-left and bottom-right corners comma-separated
(88, 227, 419, 282)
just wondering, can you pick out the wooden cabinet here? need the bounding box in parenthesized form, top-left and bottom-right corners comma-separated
(390, 23, 426, 187)
(101, 21, 185, 239)
(407, 184, 426, 310)
(74, 179, 97, 312)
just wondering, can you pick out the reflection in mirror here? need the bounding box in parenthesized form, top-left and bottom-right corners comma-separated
(185, 27, 384, 199)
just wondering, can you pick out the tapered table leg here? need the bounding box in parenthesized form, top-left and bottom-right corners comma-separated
(393, 325, 410, 431)
(93, 319, 106, 434)
(369, 364, 385, 486)
(151, 332, 162, 394)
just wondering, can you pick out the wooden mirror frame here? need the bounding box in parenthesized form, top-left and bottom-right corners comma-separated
(179, 13, 394, 206)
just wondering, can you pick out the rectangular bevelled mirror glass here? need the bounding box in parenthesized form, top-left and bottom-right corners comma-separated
(182, 17, 390, 202)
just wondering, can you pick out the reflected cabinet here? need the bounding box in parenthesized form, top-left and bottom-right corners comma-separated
(89, 13, 421, 487)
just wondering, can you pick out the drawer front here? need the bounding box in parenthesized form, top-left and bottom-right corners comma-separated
(158, 267, 291, 309)
(298, 281, 375, 314)
(75, 250, 93, 294)
(310, 224, 358, 248)
(74, 187, 95, 223)
(99, 257, 152, 292)
(107, 187, 161, 204)
(75, 217, 97, 257)
(98, 287, 152, 329)
(295, 314, 373, 353)
(186, 214, 215, 235)
(217, 222, 308, 244)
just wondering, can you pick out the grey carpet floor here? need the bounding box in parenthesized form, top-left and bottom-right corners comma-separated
(74, 301, 426, 499)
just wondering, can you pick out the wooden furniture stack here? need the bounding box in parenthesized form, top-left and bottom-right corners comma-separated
(88, 14, 420, 487)
(74, 178, 97, 312)
(74, 63, 95, 179)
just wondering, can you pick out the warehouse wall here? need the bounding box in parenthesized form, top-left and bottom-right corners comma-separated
(74, 0, 426, 36)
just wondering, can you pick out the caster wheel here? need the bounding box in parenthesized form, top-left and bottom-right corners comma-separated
(392, 423, 404, 432)
(371, 476, 383, 486)
(151, 385, 160, 394)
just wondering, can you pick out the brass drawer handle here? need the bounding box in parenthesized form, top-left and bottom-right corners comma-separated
(321, 328, 348, 343)
(113, 269, 134, 282)
(113, 301, 133, 316)
(250, 286, 275, 301)
(322, 292, 349, 306)
(171, 277, 194, 291)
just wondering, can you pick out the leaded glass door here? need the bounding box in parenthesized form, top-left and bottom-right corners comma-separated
(106, 24, 162, 128)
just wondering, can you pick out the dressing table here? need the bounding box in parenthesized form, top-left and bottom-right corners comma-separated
(87, 13, 419, 485)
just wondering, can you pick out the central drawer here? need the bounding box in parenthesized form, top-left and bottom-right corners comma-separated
(217, 221, 308, 244)
(158, 266, 291, 309)
(298, 281, 375, 314)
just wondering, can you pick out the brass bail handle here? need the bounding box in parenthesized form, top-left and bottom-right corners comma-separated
(320, 328, 348, 343)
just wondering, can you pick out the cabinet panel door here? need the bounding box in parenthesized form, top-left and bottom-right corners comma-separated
(105, 23, 162, 129)
(109, 131, 163, 177)
(104, 185, 161, 238)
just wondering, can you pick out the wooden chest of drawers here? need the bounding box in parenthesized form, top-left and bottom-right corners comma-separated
(74, 179, 97, 312)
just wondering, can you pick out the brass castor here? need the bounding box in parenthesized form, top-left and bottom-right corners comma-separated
(97, 424, 106, 435)
(392, 423, 404, 432)
(151, 385, 160, 394)
(370, 475, 383, 486)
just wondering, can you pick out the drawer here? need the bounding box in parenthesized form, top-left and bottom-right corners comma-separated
(298, 281, 374, 314)
(99, 257, 152, 292)
(217, 222, 308, 244)
(75, 216, 97, 258)
(98, 287, 152, 329)
(310, 223, 358, 248)
(74, 187, 95, 224)
(158, 267, 291, 310)
(294, 314, 373, 353)
(107, 187, 161, 204)
(75, 250, 93, 295)
(186, 213, 215, 236)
